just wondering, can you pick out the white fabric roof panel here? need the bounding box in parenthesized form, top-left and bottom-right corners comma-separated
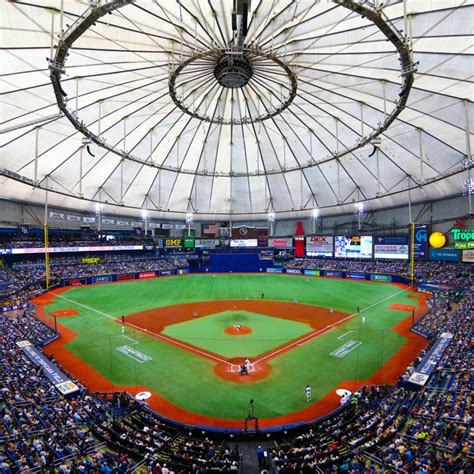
(0, 0, 472, 220)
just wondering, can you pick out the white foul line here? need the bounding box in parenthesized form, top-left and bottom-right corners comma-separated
(49, 292, 232, 366)
(254, 286, 411, 365)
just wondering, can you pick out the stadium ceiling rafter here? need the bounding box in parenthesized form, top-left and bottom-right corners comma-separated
(0, 0, 472, 219)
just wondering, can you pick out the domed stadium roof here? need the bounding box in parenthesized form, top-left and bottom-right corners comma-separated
(0, 0, 472, 220)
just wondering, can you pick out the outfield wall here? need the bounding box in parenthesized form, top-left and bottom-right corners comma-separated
(58, 266, 411, 288)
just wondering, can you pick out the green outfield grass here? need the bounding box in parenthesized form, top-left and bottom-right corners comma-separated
(162, 310, 313, 358)
(43, 274, 422, 421)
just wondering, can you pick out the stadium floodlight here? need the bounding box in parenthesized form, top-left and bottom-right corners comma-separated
(185, 212, 194, 224)
(141, 209, 148, 220)
(267, 211, 276, 222)
(311, 208, 319, 220)
(354, 202, 364, 216)
(95, 202, 103, 215)
(462, 178, 473, 196)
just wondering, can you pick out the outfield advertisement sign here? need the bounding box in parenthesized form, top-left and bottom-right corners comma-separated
(462, 249, 474, 263)
(306, 236, 333, 257)
(270, 238, 293, 248)
(407, 332, 453, 387)
(346, 272, 365, 280)
(335, 236, 373, 259)
(118, 274, 135, 281)
(139, 272, 156, 279)
(267, 267, 283, 273)
(159, 270, 174, 276)
(304, 269, 320, 276)
(91, 275, 113, 284)
(429, 248, 460, 262)
(230, 239, 258, 247)
(64, 278, 86, 286)
(0, 245, 144, 255)
(413, 225, 428, 259)
(195, 239, 219, 248)
(370, 274, 392, 282)
(374, 236, 409, 259)
(286, 268, 302, 275)
(177, 268, 189, 275)
(165, 239, 182, 248)
(16, 340, 80, 395)
(324, 270, 342, 278)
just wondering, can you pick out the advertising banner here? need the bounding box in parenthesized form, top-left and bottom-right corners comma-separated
(101, 218, 116, 225)
(230, 239, 258, 247)
(346, 272, 366, 280)
(91, 275, 113, 284)
(64, 278, 86, 286)
(429, 248, 460, 262)
(16, 340, 79, 395)
(304, 269, 321, 276)
(266, 267, 283, 273)
(286, 268, 302, 275)
(148, 222, 161, 229)
(116, 220, 130, 227)
(413, 225, 428, 259)
(139, 272, 156, 279)
(83, 216, 96, 224)
(118, 274, 135, 281)
(0, 245, 144, 255)
(177, 268, 189, 275)
(184, 229, 195, 248)
(374, 236, 409, 259)
(82, 257, 100, 264)
(162, 223, 174, 229)
(165, 239, 182, 248)
(407, 332, 453, 387)
(451, 228, 474, 249)
(66, 215, 82, 222)
(370, 274, 392, 282)
(324, 270, 342, 278)
(335, 236, 373, 259)
(306, 236, 333, 257)
(131, 222, 143, 228)
(270, 238, 293, 248)
(49, 211, 65, 220)
(159, 270, 173, 276)
(462, 249, 474, 263)
(195, 239, 218, 248)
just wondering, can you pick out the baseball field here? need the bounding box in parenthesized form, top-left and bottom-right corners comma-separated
(33, 273, 429, 430)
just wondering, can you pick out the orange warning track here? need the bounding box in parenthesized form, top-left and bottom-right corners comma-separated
(32, 285, 430, 430)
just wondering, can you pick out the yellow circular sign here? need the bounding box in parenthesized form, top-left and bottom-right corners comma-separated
(429, 231, 446, 248)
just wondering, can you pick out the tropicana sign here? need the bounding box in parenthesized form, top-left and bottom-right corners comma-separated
(451, 228, 474, 249)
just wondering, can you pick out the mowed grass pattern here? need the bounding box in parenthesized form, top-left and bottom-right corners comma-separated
(44, 274, 421, 420)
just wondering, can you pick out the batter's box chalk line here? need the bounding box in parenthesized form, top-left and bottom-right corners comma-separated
(230, 364, 256, 373)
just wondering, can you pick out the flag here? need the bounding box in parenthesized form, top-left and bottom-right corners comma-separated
(202, 223, 218, 235)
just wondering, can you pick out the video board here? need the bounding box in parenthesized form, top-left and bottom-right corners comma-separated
(374, 236, 409, 260)
(334, 235, 373, 259)
(306, 236, 333, 257)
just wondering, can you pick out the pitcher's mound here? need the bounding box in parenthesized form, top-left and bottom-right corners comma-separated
(224, 326, 252, 336)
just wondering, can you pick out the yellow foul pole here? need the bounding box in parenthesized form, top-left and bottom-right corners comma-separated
(410, 222, 415, 286)
(44, 179, 50, 289)
(44, 224, 50, 289)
